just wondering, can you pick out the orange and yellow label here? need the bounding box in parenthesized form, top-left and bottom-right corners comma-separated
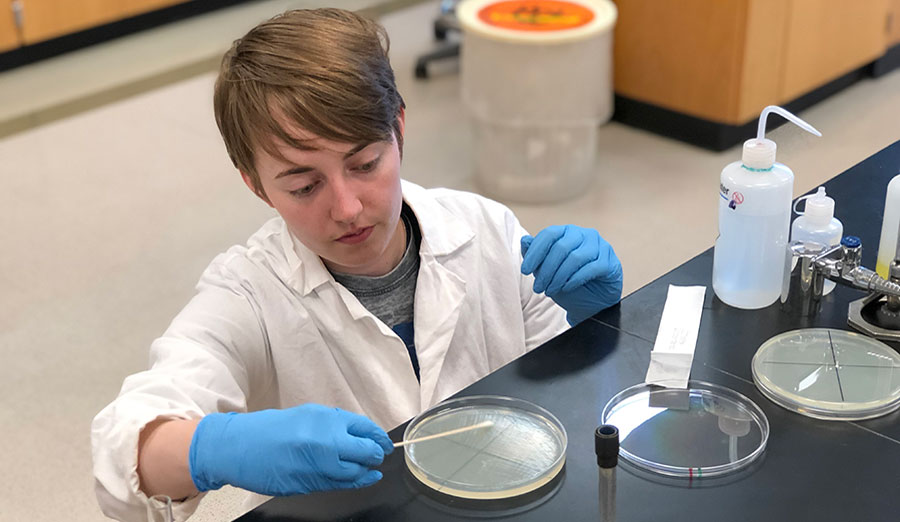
(477, 0, 595, 32)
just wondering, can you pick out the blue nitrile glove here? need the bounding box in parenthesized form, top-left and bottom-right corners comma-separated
(521, 225, 623, 326)
(189, 404, 394, 496)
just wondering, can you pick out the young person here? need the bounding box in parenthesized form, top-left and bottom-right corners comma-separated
(92, 8, 622, 521)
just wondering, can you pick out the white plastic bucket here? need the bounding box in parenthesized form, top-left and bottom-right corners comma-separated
(457, 0, 617, 202)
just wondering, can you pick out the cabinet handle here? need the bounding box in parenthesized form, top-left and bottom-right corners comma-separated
(11, 0, 23, 27)
(11, 0, 24, 44)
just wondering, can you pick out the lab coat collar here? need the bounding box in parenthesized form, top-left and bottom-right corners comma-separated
(281, 224, 332, 296)
(400, 180, 475, 258)
(280, 180, 475, 296)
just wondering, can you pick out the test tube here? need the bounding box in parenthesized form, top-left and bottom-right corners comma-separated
(595, 425, 619, 522)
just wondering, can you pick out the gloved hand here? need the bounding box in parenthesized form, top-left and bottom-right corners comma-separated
(521, 225, 623, 326)
(189, 404, 393, 496)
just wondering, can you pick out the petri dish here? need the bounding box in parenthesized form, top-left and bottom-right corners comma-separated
(601, 381, 769, 478)
(402, 395, 567, 499)
(752, 328, 900, 420)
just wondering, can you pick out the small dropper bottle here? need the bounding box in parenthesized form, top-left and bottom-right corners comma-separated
(791, 187, 843, 295)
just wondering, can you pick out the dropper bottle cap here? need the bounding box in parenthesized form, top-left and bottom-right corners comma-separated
(741, 106, 822, 170)
(802, 187, 835, 226)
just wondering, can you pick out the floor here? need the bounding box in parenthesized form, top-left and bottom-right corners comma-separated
(1, 1, 898, 520)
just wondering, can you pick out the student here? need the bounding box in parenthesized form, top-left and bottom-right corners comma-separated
(92, 8, 622, 521)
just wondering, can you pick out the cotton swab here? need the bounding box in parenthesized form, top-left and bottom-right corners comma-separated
(393, 421, 494, 448)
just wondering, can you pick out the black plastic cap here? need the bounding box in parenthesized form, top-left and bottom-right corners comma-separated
(595, 425, 619, 468)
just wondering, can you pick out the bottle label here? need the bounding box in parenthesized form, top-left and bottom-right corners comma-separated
(720, 183, 744, 211)
(477, 1, 595, 32)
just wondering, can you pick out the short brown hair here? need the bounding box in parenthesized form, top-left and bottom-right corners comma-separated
(214, 8, 405, 199)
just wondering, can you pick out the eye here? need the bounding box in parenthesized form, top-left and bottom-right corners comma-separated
(290, 181, 319, 198)
(354, 157, 380, 173)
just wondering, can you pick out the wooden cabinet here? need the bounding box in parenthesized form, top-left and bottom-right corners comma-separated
(780, 0, 888, 101)
(613, 0, 789, 125)
(613, 0, 893, 125)
(18, 0, 121, 44)
(613, 1, 750, 125)
(4, 0, 188, 46)
(121, 0, 186, 19)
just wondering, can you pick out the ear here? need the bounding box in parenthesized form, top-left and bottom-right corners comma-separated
(397, 107, 406, 138)
(240, 171, 274, 208)
(394, 108, 406, 159)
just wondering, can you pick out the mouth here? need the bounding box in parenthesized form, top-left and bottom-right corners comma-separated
(336, 226, 374, 244)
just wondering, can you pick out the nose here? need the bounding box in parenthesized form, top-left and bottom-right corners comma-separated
(329, 177, 363, 224)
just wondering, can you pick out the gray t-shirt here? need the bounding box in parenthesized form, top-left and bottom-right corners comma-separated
(330, 203, 421, 379)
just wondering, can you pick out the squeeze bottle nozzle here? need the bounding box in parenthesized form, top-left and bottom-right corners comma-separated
(742, 106, 822, 170)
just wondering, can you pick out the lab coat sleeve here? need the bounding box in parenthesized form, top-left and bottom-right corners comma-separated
(91, 258, 271, 522)
(490, 200, 570, 349)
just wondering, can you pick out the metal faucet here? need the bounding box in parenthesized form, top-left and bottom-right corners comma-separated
(812, 237, 900, 296)
(782, 236, 900, 318)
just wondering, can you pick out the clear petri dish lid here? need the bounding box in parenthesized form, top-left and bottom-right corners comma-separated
(601, 381, 769, 478)
(403, 395, 567, 499)
(752, 328, 900, 420)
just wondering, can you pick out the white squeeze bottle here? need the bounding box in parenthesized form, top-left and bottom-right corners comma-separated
(875, 174, 900, 278)
(791, 186, 843, 294)
(712, 106, 822, 309)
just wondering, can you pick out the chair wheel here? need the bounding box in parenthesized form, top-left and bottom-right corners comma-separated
(434, 24, 448, 41)
(415, 62, 428, 79)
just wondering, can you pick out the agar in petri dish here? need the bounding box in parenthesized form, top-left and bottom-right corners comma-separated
(403, 395, 567, 499)
(753, 328, 900, 420)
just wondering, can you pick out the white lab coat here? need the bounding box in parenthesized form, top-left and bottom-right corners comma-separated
(91, 181, 569, 521)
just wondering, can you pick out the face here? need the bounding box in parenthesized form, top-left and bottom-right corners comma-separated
(245, 114, 406, 277)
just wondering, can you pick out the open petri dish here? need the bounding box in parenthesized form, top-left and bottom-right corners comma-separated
(601, 381, 769, 478)
(402, 395, 567, 499)
(752, 328, 900, 420)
